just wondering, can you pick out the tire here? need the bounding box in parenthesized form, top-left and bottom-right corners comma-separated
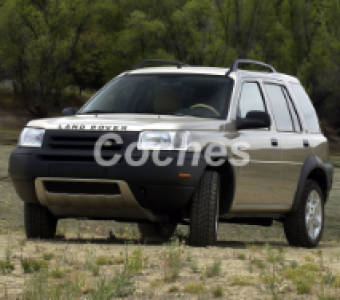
(189, 170, 220, 247)
(138, 222, 177, 242)
(284, 179, 324, 248)
(24, 203, 57, 239)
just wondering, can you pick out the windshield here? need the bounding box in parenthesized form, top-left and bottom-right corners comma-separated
(79, 74, 234, 119)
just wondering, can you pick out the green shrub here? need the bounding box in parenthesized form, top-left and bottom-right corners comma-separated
(229, 275, 253, 286)
(105, 269, 135, 297)
(126, 246, 144, 275)
(250, 258, 266, 269)
(43, 252, 54, 261)
(162, 241, 184, 282)
(0, 260, 14, 274)
(50, 268, 65, 279)
(283, 263, 319, 294)
(183, 282, 206, 294)
(85, 253, 100, 276)
(113, 255, 125, 264)
(189, 261, 200, 273)
(206, 259, 222, 278)
(296, 281, 313, 294)
(21, 258, 49, 273)
(168, 285, 180, 293)
(212, 285, 224, 298)
(95, 256, 114, 266)
(237, 253, 246, 260)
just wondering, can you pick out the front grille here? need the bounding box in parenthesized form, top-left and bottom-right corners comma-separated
(41, 130, 139, 162)
(44, 181, 121, 195)
(48, 134, 122, 151)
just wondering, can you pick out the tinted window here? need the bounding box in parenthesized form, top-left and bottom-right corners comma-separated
(79, 75, 234, 119)
(238, 82, 266, 118)
(264, 84, 293, 132)
(290, 83, 321, 133)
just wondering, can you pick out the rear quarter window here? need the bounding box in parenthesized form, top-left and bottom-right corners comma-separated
(289, 83, 321, 134)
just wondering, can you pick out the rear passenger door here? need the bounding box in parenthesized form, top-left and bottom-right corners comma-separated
(263, 82, 313, 206)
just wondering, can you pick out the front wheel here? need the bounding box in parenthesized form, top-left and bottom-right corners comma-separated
(189, 170, 220, 247)
(24, 203, 58, 239)
(284, 180, 324, 248)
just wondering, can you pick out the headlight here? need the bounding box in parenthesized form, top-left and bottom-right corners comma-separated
(137, 131, 190, 150)
(19, 128, 45, 147)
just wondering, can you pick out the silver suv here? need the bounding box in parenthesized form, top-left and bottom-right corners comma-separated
(9, 59, 333, 248)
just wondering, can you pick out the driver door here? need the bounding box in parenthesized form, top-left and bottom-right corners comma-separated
(231, 81, 284, 212)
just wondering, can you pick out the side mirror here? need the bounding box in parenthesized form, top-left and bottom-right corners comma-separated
(236, 110, 271, 130)
(62, 107, 78, 116)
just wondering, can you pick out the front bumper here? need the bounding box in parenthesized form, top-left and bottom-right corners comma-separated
(9, 146, 206, 218)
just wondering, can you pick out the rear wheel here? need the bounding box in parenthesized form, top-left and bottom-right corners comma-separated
(189, 170, 220, 247)
(138, 222, 177, 242)
(24, 203, 57, 239)
(284, 180, 324, 248)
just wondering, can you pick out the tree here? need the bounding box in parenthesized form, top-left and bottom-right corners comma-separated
(0, 0, 105, 117)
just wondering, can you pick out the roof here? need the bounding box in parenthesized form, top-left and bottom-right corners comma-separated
(128, 66, 229, 76)
(126, 66, 299, 83)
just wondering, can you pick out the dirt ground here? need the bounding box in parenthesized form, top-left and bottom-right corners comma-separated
(1, 234, 340, 299)
(1, 141, 340, 299)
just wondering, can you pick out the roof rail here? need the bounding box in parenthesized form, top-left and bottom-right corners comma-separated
(132, 59, 189, 70)
(226, 59, 276, 76)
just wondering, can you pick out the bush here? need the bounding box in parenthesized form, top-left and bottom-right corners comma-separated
(206, 259, 222, 278)
(229, 275, 253, 286)
(183, 282, 206, 294)
(110, 269, 135, 297)
(162, 241, 185, 282)
(85, 253, 100, 276)
(21, 258, 49, 273)
(126, 247, 144, 275)
(250, 258, 266, 269)
(212, 285, 224, 298)
(0, 260, 14, 274)
(237, 253, 246, 260)
(95, 256, 114, 266)
(43, 252, 54, 261)
(283, 263, 319, 294)
(89, 273, 134, 299)
(50, 268, 65, 279)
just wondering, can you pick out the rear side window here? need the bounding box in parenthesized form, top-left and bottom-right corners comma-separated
(289, 83, 321, 133)
(264, 84, 294, 132)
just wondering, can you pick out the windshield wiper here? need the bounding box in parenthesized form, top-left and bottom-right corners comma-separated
(78, 110, 120, 115)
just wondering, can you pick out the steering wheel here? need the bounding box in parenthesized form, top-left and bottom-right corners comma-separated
(190, 104, 220, 117)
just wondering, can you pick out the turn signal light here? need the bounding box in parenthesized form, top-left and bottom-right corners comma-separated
(179, 173, 191, 178)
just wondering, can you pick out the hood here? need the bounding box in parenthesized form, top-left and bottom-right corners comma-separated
(26, 114, 225, 132)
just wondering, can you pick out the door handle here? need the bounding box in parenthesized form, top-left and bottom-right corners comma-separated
(271, 138, 278, 147)
(303, 139, 310, 147)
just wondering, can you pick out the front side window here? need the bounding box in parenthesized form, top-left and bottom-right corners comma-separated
(238, 82, 266, 118)
(289, 83, 321, 133)
(264, 84, 294, 132)
(79, 75, 234, 119)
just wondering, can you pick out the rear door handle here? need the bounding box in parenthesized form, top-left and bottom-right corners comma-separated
(303, 139, 310, 147)
(271, 138, 278, 147)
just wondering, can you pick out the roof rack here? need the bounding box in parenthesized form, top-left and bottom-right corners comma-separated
(132, 59, 189, 70)
(226, 59, 276, 76)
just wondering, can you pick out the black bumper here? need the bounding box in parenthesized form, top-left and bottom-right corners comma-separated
(9, 147, 206, 215)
